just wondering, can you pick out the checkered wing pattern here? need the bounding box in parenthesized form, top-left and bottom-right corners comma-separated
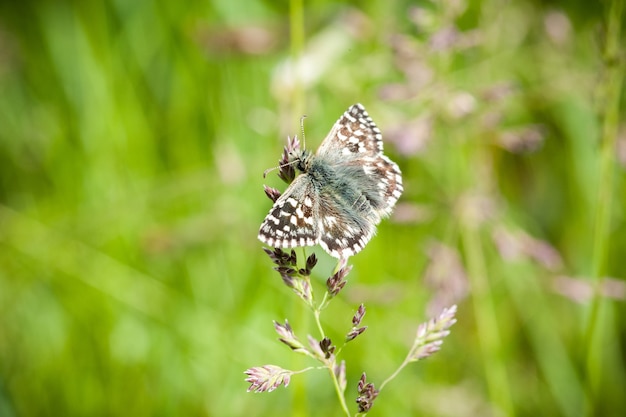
(258, 175, 319, 249)
(316, 192, 377, 258)
(318, 104, 403, 218)
(316, 104, 384, 157)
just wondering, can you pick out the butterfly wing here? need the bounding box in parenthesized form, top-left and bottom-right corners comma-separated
(317, 104, 402, 216)
(258, 174, 320, 249)
(316, 189, 377, 258)
(316, 104, 383, 160)
(363, 154, 403, 217)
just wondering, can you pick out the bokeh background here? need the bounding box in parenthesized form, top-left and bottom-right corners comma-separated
(0, 0, 625, 416)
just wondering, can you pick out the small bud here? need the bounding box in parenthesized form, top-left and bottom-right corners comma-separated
(305, 253, 318, 274)
(280, 273, 296, 289)
(263, 247, 292, 267)
(275, 266, 297, 276)
(264, 248, 311, 290)
(277, 136, 300, 184)
(244, 365, 292, 393)
(408, 305, 457, 362)
(288, 250, 297, 266)
(291, 277, 312, 304)
(263, 185, 282, 203)
(357, 373, 366, 392)
(319, 337, 335, 359)
(262, 247, 279, 264)
(274, 320, 306, 351)
(307, 335, 326, 360)
(356, 373, 379, 412)
(352, 304, 366, 326)
(327, 264, 352, 297)
(346, 326, 367, 342)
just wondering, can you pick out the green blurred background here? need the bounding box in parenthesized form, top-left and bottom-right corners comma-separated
(0, 0, 624, 416)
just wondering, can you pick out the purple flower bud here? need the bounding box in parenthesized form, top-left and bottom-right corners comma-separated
(356, 373, 379, 412)
(263, 185, 282, 203)
(352, 304, 366, 326)
(274, 320, 305, 351)
(244, 365, 293, 393)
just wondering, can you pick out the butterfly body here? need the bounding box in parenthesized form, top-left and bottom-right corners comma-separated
(259, 104, 403, 258)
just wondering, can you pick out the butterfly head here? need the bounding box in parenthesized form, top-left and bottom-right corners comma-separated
(290, 149, 312, 173)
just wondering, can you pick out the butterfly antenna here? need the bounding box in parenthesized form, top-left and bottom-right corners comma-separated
(300, 115, 307, 149)
(263, 159, 299, 178)
(262, 166, 279, 178)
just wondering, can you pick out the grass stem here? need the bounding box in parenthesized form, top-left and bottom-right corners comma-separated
(584, 0, 624, 413)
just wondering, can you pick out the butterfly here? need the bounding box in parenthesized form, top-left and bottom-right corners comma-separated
(258, 104, 403, 259)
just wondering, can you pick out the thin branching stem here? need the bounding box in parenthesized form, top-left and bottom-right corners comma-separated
(379, 357, 410, 392)
(313, 309, 326, 339)
(327, 366, 351, 417)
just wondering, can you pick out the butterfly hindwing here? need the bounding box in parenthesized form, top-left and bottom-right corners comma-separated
(362, 155, 403, 217)
(258, 175, 319, 249)
(316, 188, 376, 258)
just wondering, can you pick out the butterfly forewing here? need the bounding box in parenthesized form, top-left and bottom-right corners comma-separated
(316, 104, 383, 159)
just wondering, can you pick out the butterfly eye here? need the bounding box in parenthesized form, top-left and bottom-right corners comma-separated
(295, 150, 312, 172)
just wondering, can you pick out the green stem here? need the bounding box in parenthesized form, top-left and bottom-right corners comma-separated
(379, 357, 410, 391)
(313, 281, 349, 415)
(462, 225, 515, 416)
(292, 289, 309, 417)
(589, 0, 624, 299)
(584, 0, 624, 413)
(318, 292, 329, 310)
(327, 365, 351, 417)
(292, 255, 308, 415)
(312, 257, 353, 415)
(313, 309, 326, 339)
